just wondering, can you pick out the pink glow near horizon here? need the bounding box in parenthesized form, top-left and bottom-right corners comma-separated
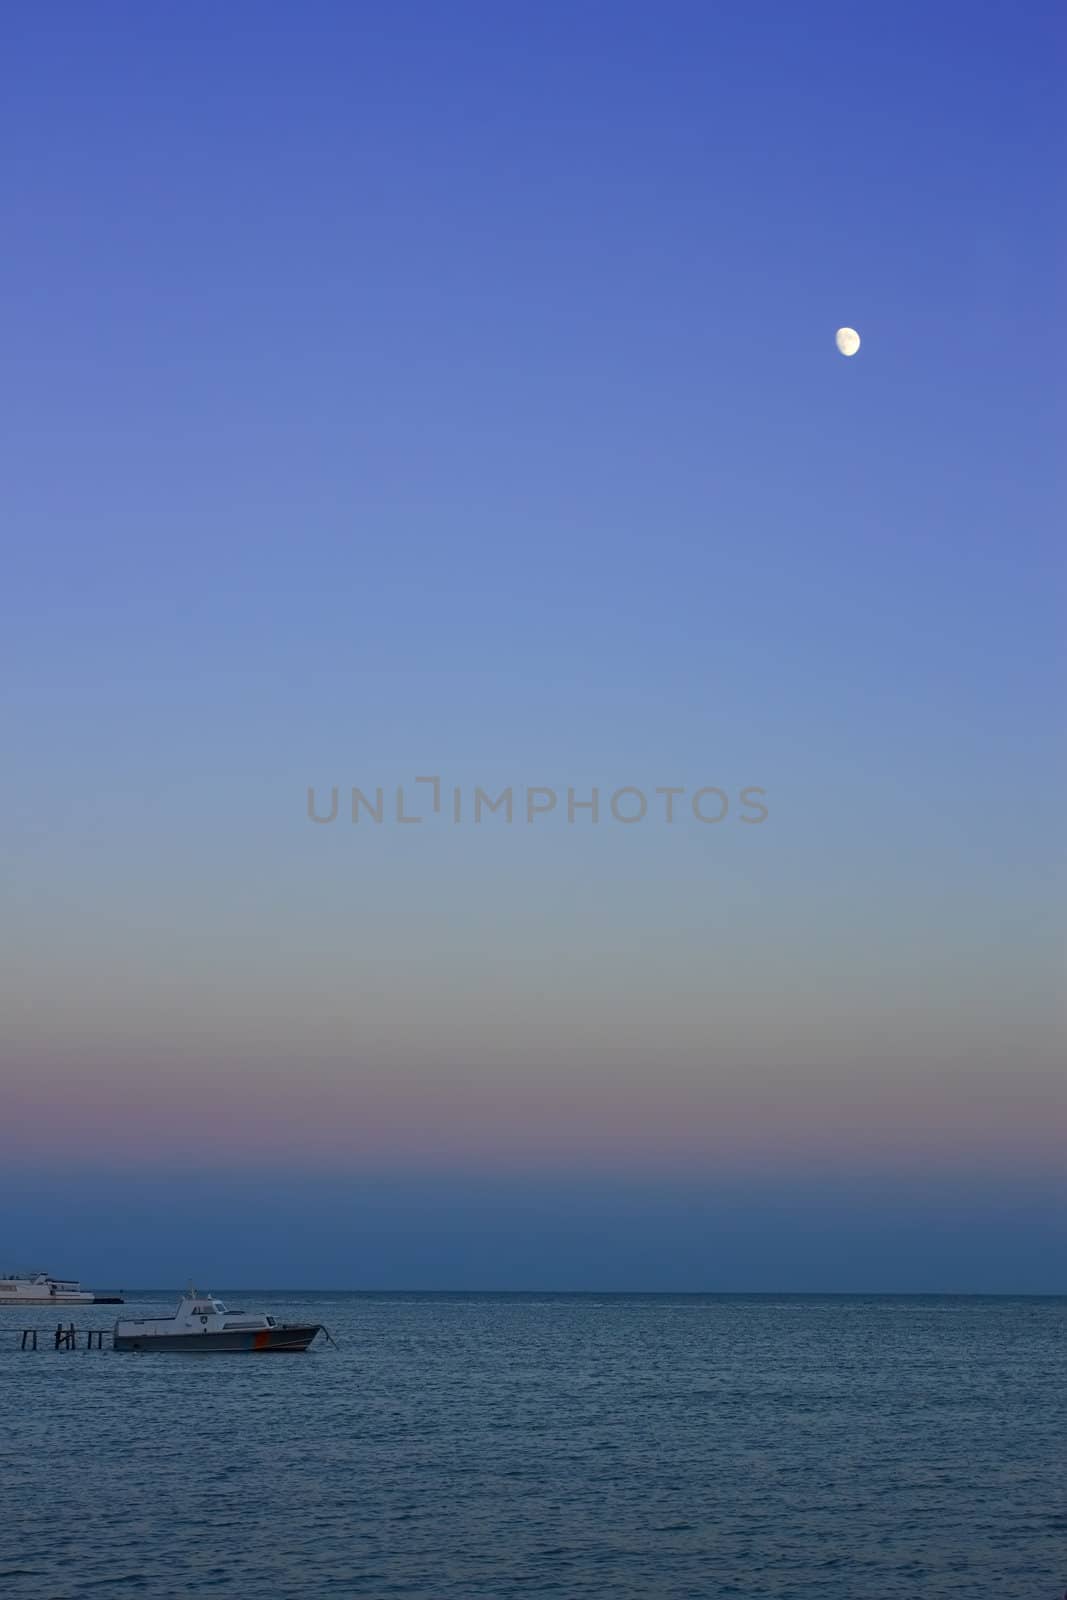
(6, 1056, 1063, 1178)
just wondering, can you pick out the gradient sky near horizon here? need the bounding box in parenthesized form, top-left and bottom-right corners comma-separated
(2, 1, 1064, 1288)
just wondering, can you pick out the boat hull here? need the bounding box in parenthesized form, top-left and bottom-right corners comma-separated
(114, 1323, 321, 1353)
(0, 1292, 96, 1305)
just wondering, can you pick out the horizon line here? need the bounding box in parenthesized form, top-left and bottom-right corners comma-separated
(74, 1286, 1067, 1298)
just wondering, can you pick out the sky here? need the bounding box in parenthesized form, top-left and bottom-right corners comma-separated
(2, 1, 1064, 1290)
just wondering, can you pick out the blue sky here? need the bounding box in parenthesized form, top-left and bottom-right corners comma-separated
(2, 1, 1064, 1287)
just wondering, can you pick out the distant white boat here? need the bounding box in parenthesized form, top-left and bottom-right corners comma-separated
(0, 1272, 120, 1305)
(114, 1289, 322, 1353)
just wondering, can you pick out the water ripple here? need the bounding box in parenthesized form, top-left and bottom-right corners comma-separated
(0, 1293, 1064, 1598)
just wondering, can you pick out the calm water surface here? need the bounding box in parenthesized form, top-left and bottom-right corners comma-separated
(1, 1294, 1064, 1598)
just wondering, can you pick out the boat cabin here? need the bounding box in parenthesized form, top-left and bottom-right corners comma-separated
(115, 1289, 279, 1340)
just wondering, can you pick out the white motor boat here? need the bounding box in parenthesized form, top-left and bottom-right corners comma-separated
(114, 1289, 323, 1353)
(0, 1272, 122, 1305)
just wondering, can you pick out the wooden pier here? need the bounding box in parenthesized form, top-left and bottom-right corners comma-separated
(17, 1324, 111, 1351)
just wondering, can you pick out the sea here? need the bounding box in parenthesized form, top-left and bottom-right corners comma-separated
(1, 1293, 1064, 1599)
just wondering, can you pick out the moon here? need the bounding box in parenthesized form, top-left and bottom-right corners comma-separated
(835, 327, 861, 357)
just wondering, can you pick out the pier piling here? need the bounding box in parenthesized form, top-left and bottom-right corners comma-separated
(17, 1325, 110, 1351)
